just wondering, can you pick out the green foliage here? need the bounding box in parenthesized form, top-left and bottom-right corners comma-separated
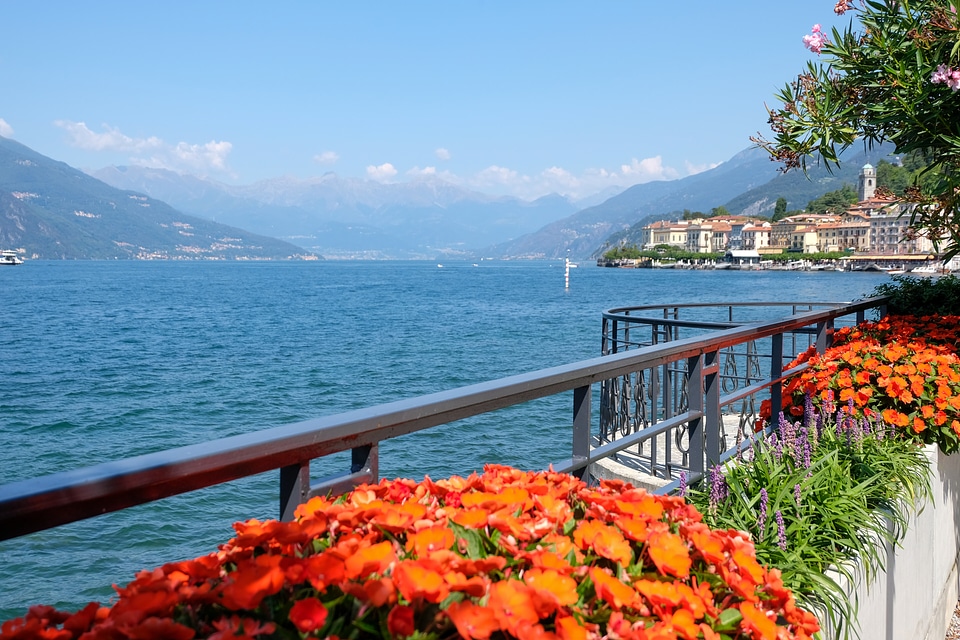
(600, 244, 723, 262)
(681, 209, 707, 220)
(753, 0, 960, 257)
(688, 411, 930, 639)
(710, 205, 731, 217)
(806, 185, 858, 214)
(774, 197, 788, 217)
(869, 274, 960, 315)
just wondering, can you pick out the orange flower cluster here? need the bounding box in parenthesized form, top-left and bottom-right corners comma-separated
(761, 315, 960, 453)
(1, 466, 819, 640)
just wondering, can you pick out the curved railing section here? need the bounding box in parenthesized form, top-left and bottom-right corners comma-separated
(0, 297, 887, 542)
(597, 301, 883, 484)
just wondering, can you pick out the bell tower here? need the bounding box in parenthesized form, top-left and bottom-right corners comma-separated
(858, 164, 876, 201)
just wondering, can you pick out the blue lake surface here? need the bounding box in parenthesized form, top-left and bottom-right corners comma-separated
(0, 260, 890, 619)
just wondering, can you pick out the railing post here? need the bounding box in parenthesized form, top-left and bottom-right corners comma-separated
(816, 319, 834, 353)
(770, 332, 783, 422)
(572, 384, 591, 479)
(352, 444, 379, 482)
(686, 354, 704, 475)
(703, 349, 721, 469)
(280, 461, 310, 521)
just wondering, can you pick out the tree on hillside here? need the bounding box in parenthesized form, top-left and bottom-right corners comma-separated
(774, 197, 788, 218)
(682, 209, 707, 220)
(752, 0, 960, 256)
(806, 185, 858, 214)
(710, 206, 731, 217)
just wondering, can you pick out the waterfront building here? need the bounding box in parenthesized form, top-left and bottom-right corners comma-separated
(770, 214, 838, 250)
(816, 213, 871, 253)
(789, 225, 821, 253)
(741, 221, 772, 251)
(685, 220, 732, 253)
(642, 220, 690, 250)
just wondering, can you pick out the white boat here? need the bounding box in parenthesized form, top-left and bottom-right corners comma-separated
(0, 250, 23, 265)
(910, 264, 941, 275)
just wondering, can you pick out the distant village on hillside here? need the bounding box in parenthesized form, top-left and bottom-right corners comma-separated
(599, 164, 957, 273)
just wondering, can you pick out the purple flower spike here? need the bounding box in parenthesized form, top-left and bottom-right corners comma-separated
(794, 483, 802, 508)
(776, 510, 787, 550)
(804, 393, 815, 429)
(679, 471, 688, 498)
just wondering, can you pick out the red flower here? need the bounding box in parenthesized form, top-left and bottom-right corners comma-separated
(288, 597, 328, 634)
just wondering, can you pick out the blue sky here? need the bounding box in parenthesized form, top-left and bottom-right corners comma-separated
(0, 2, 849, 200)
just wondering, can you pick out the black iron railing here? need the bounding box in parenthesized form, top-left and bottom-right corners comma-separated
(0, 297, 887, 541)
(598, 301, 883, 481)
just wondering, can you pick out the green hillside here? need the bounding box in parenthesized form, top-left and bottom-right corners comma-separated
(0, 137, 315, 260)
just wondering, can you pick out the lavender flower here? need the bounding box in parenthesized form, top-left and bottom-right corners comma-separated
(758, 488, 769, 539)
(709, 466, 727, 515)
(799, 426, 812, 469)
(776, 510, 787, 550)
(678, 471, 688, 498)
(803, 393, 815, 429)
(794, 483, 802, 508)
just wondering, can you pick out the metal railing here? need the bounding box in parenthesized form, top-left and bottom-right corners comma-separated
(0, 297, 887, 542)
(598, 301, 881, 481)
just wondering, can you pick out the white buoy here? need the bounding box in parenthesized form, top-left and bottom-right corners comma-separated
(565, 257, 570, 289)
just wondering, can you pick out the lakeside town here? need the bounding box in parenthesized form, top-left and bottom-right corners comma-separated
(598, 164, 959, 274)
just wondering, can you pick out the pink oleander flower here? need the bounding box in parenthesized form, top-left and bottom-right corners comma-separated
(931, 63, 960, 91)
(803, 24, 827, 54)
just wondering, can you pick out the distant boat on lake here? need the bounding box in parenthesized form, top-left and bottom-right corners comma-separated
(0, 250, 23, 265)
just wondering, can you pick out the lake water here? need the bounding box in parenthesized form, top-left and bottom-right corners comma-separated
(0, 260, 890, 619)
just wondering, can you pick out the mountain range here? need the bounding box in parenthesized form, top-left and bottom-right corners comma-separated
(91, 166, 588, 260)
(0, 135, 899, 261)
(0, 137, 312, 260)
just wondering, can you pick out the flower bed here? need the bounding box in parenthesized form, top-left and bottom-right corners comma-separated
(0, 466, 819, 640)
(762, 315, 960, 454)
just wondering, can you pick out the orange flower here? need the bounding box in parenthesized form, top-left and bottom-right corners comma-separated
(219, 554, 286, 610)
(739, 602, 778, 640)
(487, 581, 541, 636)
(393, 559, 449, 604)
(343, 540, 397, 580)
(588, 567, 637, 611)
(573, 520, 632, 566)
(523, 568, 579, 608)
(405, 525, 455, 558)
(647, 529, 692, 579)
(446, 600, 500, 640)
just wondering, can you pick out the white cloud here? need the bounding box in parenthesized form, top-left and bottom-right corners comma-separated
(0, 118, 13, 137)
(620, 156, 678, 181)
(314, 150, 339, 165)
(437, 155, 690, 201)
(54, 120, 232, 175)
(366, 162, 398, 181)
(55, 120, 163, 153)
(435, 147, 451, 161)
(684, 159, 722, 175)
(407, 166, 437, 177)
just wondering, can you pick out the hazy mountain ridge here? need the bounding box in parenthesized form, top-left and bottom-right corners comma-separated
(92, 167, 585, 259)
(0, 137, 311, 260)
(487, 143, 900, 260)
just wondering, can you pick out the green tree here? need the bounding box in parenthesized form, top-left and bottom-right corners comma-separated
(710, 205, 731, 217)
(806, 185, 858, 214)
(753, 0, 960, 256)
(774, 197, 788, 218)
(681, 209, 707, 221)
(876, 160, 912, 196)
